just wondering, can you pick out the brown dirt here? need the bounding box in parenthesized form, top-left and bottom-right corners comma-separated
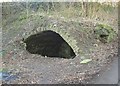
(2, 16, 118, 84)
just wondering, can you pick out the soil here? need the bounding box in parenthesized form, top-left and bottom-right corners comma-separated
(2, 15, 118, 84)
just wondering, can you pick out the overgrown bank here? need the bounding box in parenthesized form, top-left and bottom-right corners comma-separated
(2, 2, 118, 84)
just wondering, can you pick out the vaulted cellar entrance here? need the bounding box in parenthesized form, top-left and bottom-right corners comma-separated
(24, 30, 76, 59)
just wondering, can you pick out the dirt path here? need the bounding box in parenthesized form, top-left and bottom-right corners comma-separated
(89, 57, 118, 84)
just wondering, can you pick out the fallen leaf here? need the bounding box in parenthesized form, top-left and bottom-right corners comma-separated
(80, 59, 92, 64)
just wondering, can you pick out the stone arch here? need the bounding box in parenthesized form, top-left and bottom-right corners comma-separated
(24, 30, 76, 59)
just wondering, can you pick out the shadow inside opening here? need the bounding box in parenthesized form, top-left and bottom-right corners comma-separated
(24, 30, 76, 59)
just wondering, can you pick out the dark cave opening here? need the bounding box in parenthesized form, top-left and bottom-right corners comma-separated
(24, 30, 76, 59)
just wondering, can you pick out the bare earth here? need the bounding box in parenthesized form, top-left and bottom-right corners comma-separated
(2, 16, 118, 84)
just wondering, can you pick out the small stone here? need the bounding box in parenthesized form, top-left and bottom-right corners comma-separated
(93, 44, 98, 47)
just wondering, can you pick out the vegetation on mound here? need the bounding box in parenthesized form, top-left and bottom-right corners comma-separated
(94, 24, 117, 43)
(2, 2, 118, 59)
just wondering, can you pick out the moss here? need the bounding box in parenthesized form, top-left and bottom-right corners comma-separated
(94, 24, 116, 43)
